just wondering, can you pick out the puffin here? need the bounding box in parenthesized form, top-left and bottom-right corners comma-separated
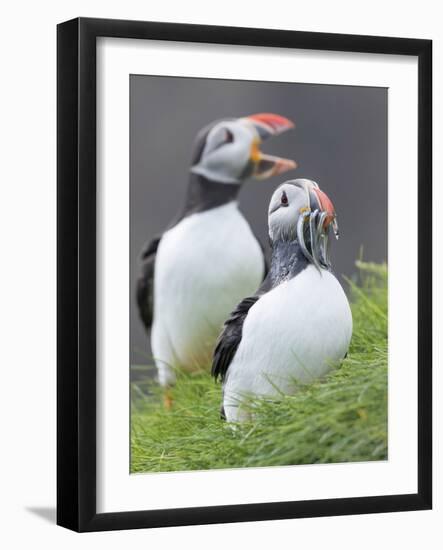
(136, 113, 296, 391)
(212, 178, 353, 423)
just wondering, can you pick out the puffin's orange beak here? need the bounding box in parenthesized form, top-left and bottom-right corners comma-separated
(245, 113, 295, 137)
(313, 187, 336, 229)
(243, 113, 297, 179)
(251, 149, 297, 179)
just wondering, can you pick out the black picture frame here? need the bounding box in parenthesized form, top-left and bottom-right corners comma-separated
(57, 17, 432, 532)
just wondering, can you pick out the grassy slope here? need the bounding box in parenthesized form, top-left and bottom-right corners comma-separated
(131, 261, 388, 473)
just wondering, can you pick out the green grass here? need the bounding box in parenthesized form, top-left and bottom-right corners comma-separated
(131, 261, 388, 473)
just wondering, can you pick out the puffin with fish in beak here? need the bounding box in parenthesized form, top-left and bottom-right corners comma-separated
(136, 114, 296, 394)
(212, 178, 352, 423)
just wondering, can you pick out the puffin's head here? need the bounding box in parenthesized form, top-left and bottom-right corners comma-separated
(268, 178, 339, 270)
(190, 113, 296, 184)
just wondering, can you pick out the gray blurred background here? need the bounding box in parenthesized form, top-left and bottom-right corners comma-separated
(130, 75, 387, 366)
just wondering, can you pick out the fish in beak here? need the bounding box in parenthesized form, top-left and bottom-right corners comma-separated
(297, 182, 339, 271)
(243, 113, 297, 179)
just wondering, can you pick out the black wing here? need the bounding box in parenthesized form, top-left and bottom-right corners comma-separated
(211, 267, 273, 385)
(136, 236, 161, 331)
(211, 295, 260, 384)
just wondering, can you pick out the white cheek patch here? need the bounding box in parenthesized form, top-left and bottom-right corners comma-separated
(191, 121, 255, 183)
(204, 126, 230, 155)
(192, 135, 251, 183)
(269, 205, 299, 241)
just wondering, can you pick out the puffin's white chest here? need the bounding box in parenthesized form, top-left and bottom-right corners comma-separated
(223, 265, 352, 420)
(152, 202, 264, 383)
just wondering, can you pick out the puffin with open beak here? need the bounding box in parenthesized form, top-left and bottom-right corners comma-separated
(137, 113, 296, 395)
(212, 178, 353, 423)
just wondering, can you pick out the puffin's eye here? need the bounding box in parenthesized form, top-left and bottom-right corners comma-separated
(281, 190, 288, 206)
(208, 128, 234, 153)
(224, 129, 234, 143)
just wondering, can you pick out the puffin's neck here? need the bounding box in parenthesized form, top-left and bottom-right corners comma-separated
(268, 238, 309, 288)
(181, 173, 241, 217)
